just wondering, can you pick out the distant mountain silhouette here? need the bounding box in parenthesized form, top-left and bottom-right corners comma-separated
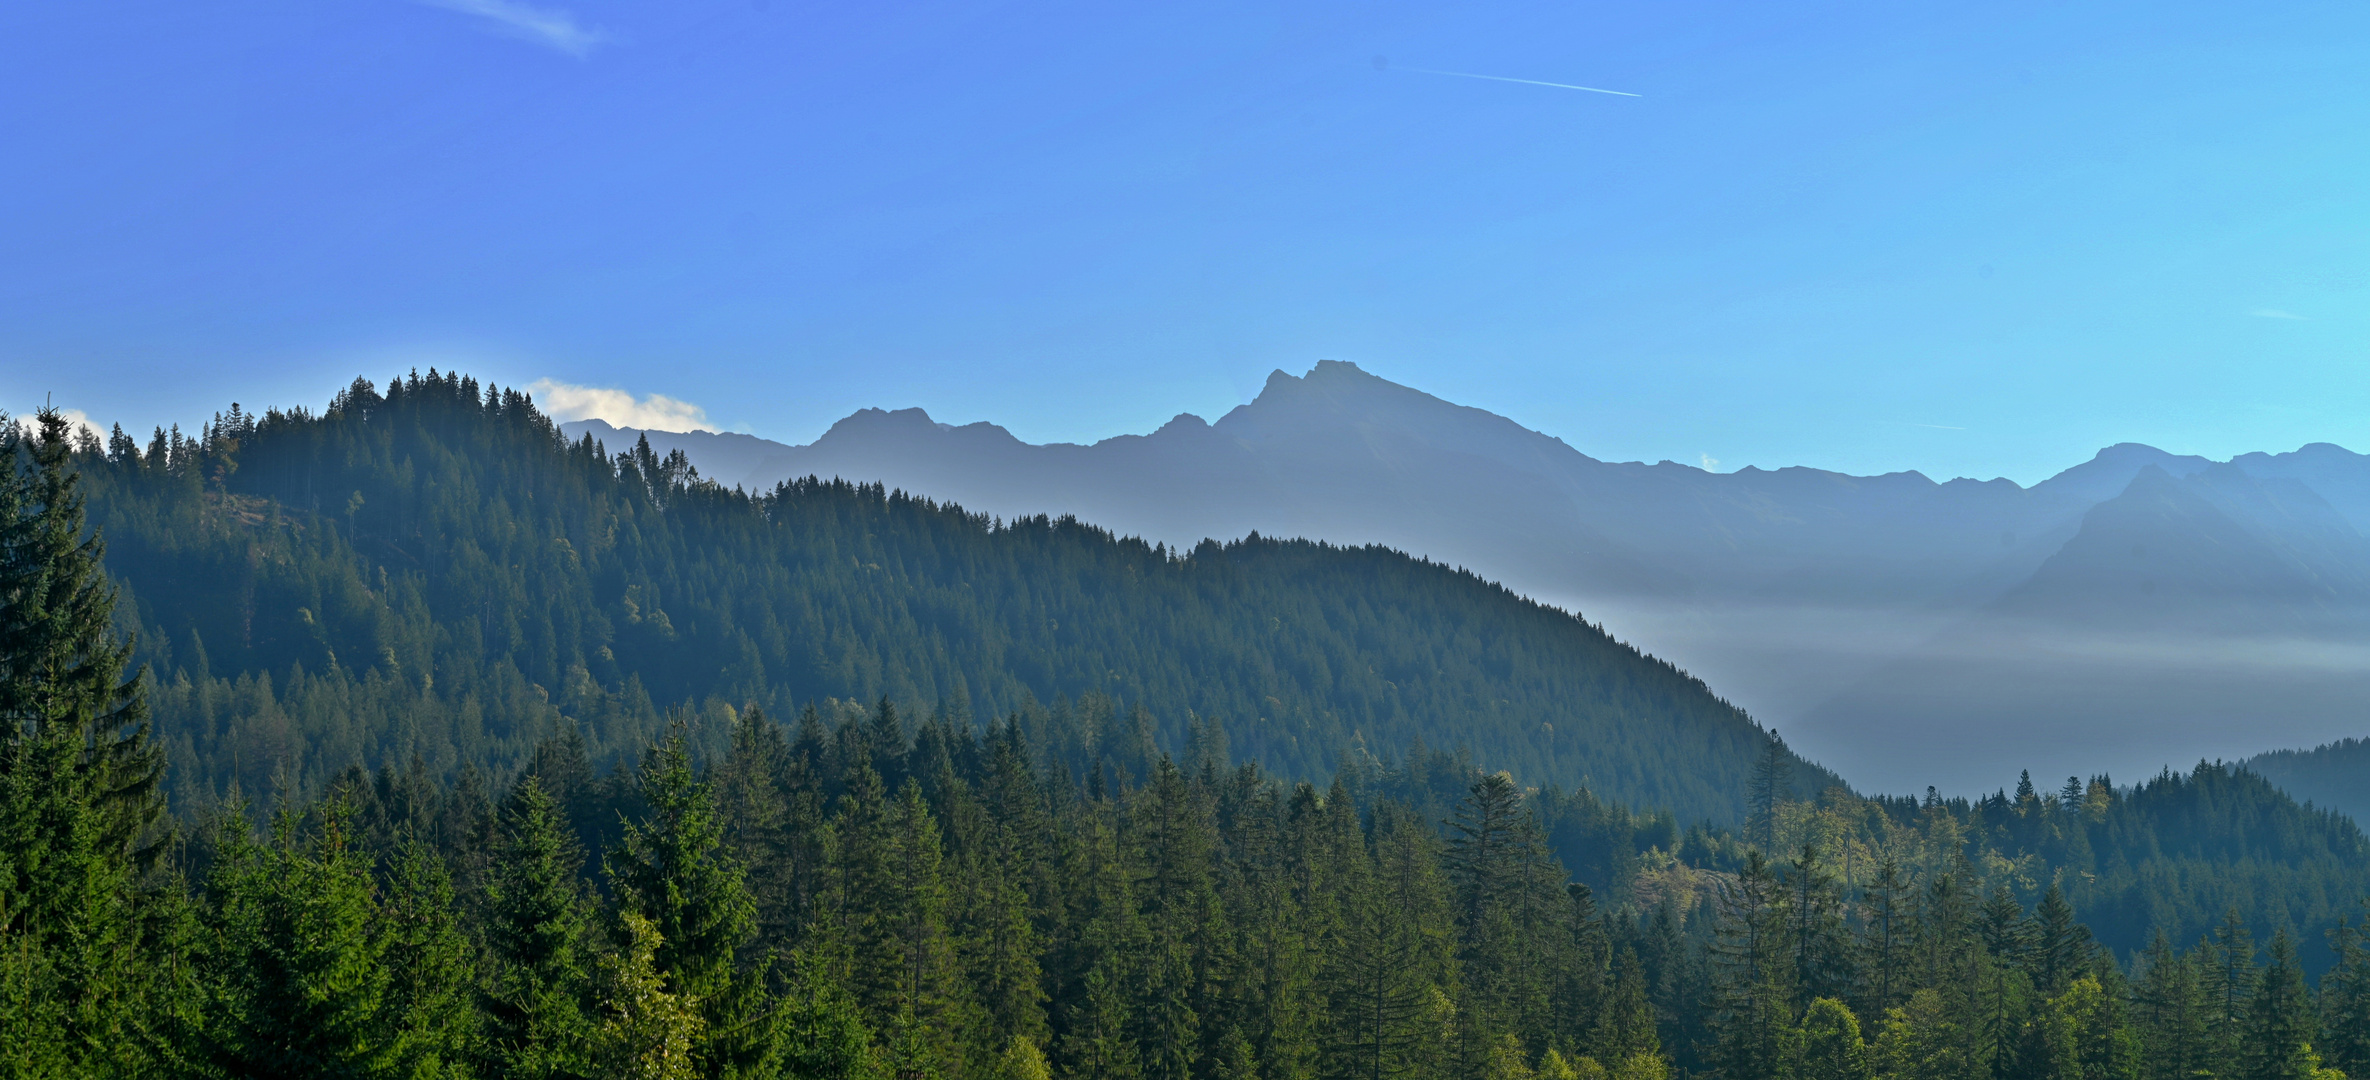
(566, 362, 2370, 793)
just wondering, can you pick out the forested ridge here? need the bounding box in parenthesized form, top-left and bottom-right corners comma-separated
(11, 388, 2370, 1078)
(85, 370, 1825, 825)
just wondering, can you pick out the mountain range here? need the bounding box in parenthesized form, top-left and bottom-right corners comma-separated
(568, 360, 2370, 795)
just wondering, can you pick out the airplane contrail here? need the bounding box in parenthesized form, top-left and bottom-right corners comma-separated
(1384, 61, 1640, 98)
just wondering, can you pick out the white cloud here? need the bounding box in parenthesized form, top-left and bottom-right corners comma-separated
(4, 405, 104, 442)
(2250, 308, 2308, 320)
(1699, 453, 1720, 471)
(59, 408, 103, 441)
(416, 0, 607, 57)
(529, 379, 716, 432)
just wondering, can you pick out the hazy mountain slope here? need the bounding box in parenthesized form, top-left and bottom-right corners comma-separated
(93, 371, 1837, 822)
(2246, 738, 2370, 825)
(567, 363, 2370, 793)
(1800, 465, 2370, 791)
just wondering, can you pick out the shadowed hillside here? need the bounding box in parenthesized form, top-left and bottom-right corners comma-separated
(83, 370, 1833, 822)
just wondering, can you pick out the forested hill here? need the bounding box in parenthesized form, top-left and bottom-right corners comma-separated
(80, 370, 1830, 821)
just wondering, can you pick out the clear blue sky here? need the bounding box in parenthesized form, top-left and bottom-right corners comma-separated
(3, 0, 2364, 483)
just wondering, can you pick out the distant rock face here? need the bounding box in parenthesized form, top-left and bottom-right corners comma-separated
(562, 362, 2370, 795)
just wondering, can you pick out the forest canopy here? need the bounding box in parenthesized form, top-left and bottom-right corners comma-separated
(8, 396, 2370, 1080)
(79, 369, 1828, 824)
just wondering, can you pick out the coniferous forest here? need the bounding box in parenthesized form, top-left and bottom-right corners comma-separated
(12, 380, 2370, 1078)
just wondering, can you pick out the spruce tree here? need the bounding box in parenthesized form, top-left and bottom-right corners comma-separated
(380, 836, 477, 1077)
(482, 775, 595, 1079)
(198, 806, 399, 1078)
(2244, 930, 2319, 1080)
(2133, 930, 2210, 1080)
(2321, 911, 2370, 1078)
(608, 729, 780, 1079)
(2202, 907, 2259, 1077)
(0, 408, 164, 855)
(1745, 734, 1791, 852)
(0, 408, 167, 1076)
(879, 782, 966, 1077)
(1787, 843, 1852, 1013)
(2026, 884, 2092, 996)
(1324, 805, 1453, 1080)
(1857, 857, 1915, 1023)
(1130, 757, 1218, 1080)
(1708, 850, 1790, 1080)
(2036, 977, 2140, 1080)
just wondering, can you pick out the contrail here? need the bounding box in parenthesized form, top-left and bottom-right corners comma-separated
(1380, 59, 1640, 98)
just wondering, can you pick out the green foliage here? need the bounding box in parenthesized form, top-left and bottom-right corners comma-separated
(25, 388, 2370, 1080)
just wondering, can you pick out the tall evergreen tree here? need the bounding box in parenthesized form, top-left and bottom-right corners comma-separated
(1858, 857, 1915, 1024)
(2202, 907, 2259, 1078)
(1324, 804, 1454, 1080)
(2321, 910, 2370, 1078)
(482, 774, 595, 1080)
(1787, 843, 1853, 1013)
(608, 728, 780, 1079)
(1709, 849, 1790, 1080)
(2133, 930, 2210, 1080)
(198, 806, 399, 1078)
(2243, 930, 2319, 1080)
(0, 408, 168, 1077)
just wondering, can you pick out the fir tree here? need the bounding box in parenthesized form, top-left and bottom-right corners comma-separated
(198, 806, 399, 1078)
(2243, 930, 2319, 1080)
(2133, 930, 2210, 1080)
(2202, 907, 2259, 1077)
(1709, 850, 1790, 1080)
(482, 775, 594, 1080)
(2027, 884, 2092, 996)
(608, 728, 780, 1079)
(1857, 857, 1915, 1023)
(380, 836, 477, 1076)
(2320, 910, 2370, 1078)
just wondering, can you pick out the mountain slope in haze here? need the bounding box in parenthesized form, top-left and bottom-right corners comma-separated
(85, 371, 1835, 823)
(1798, 462, 2370, 789)
(2245, 738, 2370, 825)
(574, 362, 2370, 792)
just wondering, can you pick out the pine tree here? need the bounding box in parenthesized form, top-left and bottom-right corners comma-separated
(482, 775, 595, 1079)
(0, 408, 167, 1076)
(1324, 805, 1454, 1080)
(2202, 908, 2259, 1077)
(1709, 850, 1790, 1080)
(380, 836, 477, 1076)
(198, 806, 399, 1077)
(2321, 910, 2370, 1078)
(1857, 857, 1915, 1024)
(1787, 843, 1853, 1013)
(608, 728, 780, 1079)
(2133, 930, 2209, 1080)
(2243, 930, 2319, 1080)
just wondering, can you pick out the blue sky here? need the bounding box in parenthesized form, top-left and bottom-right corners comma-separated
(2, 0, 2364, 483)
